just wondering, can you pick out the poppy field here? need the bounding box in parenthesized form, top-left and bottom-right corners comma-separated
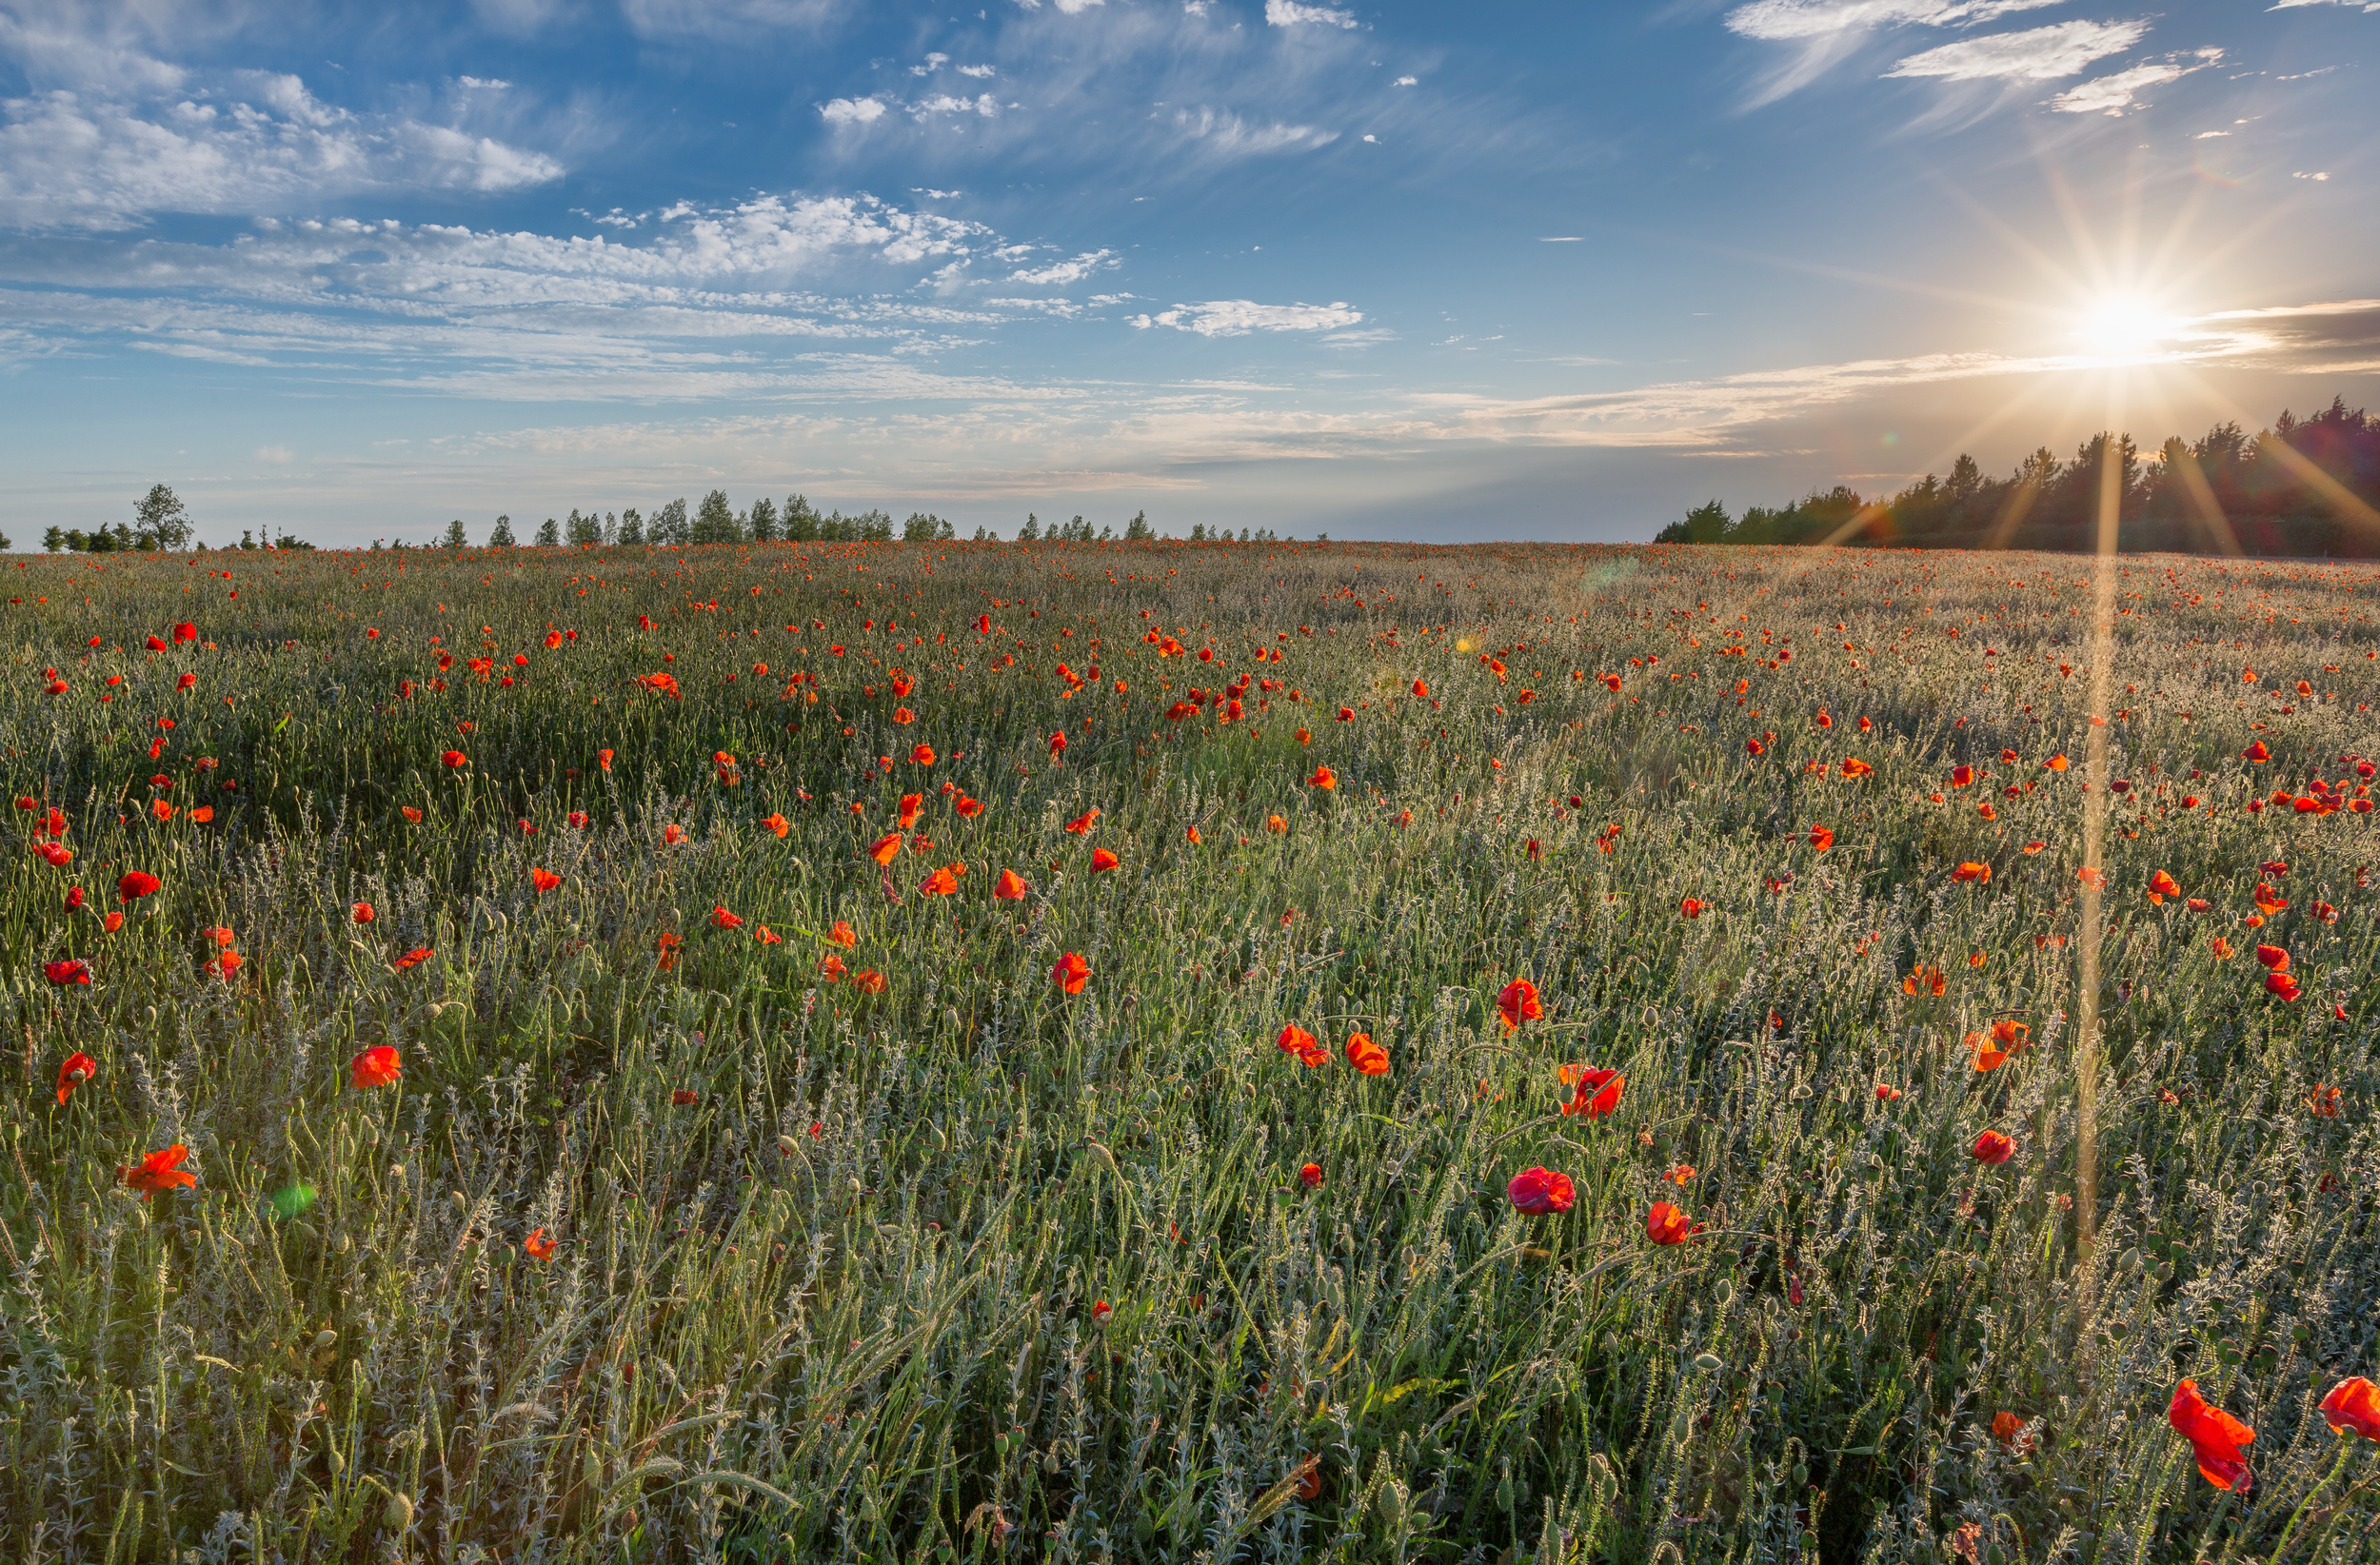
(6, 536, 2380, 1563)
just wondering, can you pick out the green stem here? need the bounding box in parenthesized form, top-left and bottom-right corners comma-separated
(2264, 1439, 2356, 1565)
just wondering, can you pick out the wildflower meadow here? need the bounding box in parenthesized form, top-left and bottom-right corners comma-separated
(6, 537, 2378, 1564)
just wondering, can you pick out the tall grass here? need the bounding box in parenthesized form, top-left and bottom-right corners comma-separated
(2, 539, 2375, 1562)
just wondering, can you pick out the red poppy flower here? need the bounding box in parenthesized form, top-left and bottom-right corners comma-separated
(956, 795, 985, 818)
(1972, 1130, 2015, 1164)
(2255, 943, 2290, 972)
(1090, 847, 1120, 872)
(829, 921, 857, 947)
(402, 806, 424, 823)
(869, 832, 902, 865)
(440, 750, 467, 769)
(1645, 1200, 1702, 1243)
(525, 1227, 557, 1260)
(1949, 765, 1973, 787)
(352, 901, 376, 923)
(2319, 1377, 2380, 1441)
(1309, 765, 1336, 790)
(754, 924, 783, 944)
(1063, 806, 1101, 835)
(1496, 978, 1542, 1032)
(56, 1051, 96, 1104)
(34, 842, 72, 868)
(1679, 897, 1706, 920)
(117, 871, 161, 903)
(119, 1144, 198, 1198)
(1276, 1022, 1318, 1056)
(911, 743, 937, 767)
(1992, 1412, 2032, 1450)
(922, 865, 960, 896)
(2147, 870, 2180, 904)
(393, 946, 433, 971)
(762, 811, 788, 838)
(1344, 1032, 1390, 1075)
(2242, 741, 2270, 763)
(1047, 731, 1066, 758)
(45, 958, 90, 986)
(2169, 1380, 2254, 1491)
(819, 952, 848, 981)
(1951, 862, 1991, 884)
(1808, 825, 1834, 852)
(711, 905, 744, 929)
(173, 622, 197, 643)
(349, 1045, 402, 1089)
(1299, 1161, 1322, 1188)
(1508, 1167, 1575, 1215)
(529, 868, 561, 893)
(1052, 951, 1090, 995)
(994, 868, 1028, 901)
(852, 968, 887, 994)
(1557, 1064, 1624, 1119)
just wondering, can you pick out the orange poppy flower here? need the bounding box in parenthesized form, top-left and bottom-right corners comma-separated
(1645, 1200, 1701, 1244)
(56, 1051, 96, 1105)
(1951, 862, 1991, 884)
(1344, 1032, 1389, 1075)
(1992, 1412, 2032, 1450)
(1679, 897, 1706, 920)
(118, 1144, 197, 1198)
(763, 812, 790, 838)
(1808, 825, 1834, 852)
(1508, 1167, 1575, 1215)
(662, 823, 686, 845)
(151, 800, 175, 822)
(104, 911, 124, 933)
(2147, 870, 2180, 905)
(1266, 814, 1287, 833)
(852, 968, 887, 994)
(1557, 1063, 1623, 1118)
(869, 832, 902, 865)
(829, 921, 857, 947)
(1496, 978, 1542, 1032)
(911, 743, 936, 766)
(2169, 1380, 2253, 1491)
(1308, 766, 1336, 790)
(1185, 824, 1202, 843)
(2242, 741, 2270, 763)
(955, 795, 985, 818)
(899, 793, 924, 829)
(819, 952, 848, 981)
(2319, 1377, 2380, 1440)
(2308, 1084, 2341, 1118)
(922, 865, 960, 896)
(1664, 1163, 1696, 1185)
(598, 748, 614, 771)
(525, 1227, 557, 1260)
(1839, 758, 1873, 779)
(1275, 1022, 1327, 1066)
(653, 933, 681, 971)
(2045, 754, 2070, 771)
(1971, 1130, 2015, 1164)
(993, 868, 1028, 901)
(529, 867, 561, 893)
(1052, 951, 1090, 994)
(349, 1045, 402, 1089)
(402, 806, 423, 823)
(1090, 847, 1120, 872)
(1063, 806, 1101, 835)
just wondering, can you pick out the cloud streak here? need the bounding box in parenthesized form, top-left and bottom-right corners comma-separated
(1884, 20, 2149, 83)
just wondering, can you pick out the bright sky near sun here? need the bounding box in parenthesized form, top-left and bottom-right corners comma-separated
(2, 0, 2375, 545)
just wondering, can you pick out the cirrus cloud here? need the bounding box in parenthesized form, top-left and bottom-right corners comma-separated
(1884, 19, 2151, 83)
(1130, 299, 1364, 336)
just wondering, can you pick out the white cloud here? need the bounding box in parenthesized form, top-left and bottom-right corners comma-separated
(1013, 0, 1105, 11)
(1006, 249, 1119, 285)
(1393, 74, 1417, 85)
(1172, 106, 1339, 156)
(957, 63, 996, 77)
(819, 95, 887, 125)
(1131, 299, 1364, 336)
(2051, 48, 2221, 114)
(2294, 169, 2330, 180)
(1725, 0, 2063, 41)
(457, 76, 511, 89)
(911, 52, 951, 75)
(1539, 235, 1582, 242)
(2195, 129, 2229, 137)
(915, 92, 1000, 117)
(0, 76, 562, 229)
(2268, 0, 2380, 11)
(1884, 20, 2149, 83)
(1266, 0, 1359, 26)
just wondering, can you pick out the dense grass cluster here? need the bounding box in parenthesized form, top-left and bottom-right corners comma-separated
(4, 537, 2377, 1563)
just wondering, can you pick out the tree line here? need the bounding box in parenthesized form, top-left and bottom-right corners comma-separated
(1656, 395, 2380, 556)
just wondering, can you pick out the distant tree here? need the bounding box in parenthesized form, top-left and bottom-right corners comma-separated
(239, 529, 255, 550)
(902, 511, 947, 543)
(1019, 513, 1041, 542)
(536, 516, 562, 546)
(749, 496, 779, 542)
(566, 507, 602, 546)
(43, 525, 64, 551)
(858, 508, 894, 543)
(1123, 509, 1154, 541)
(1188, 523, 1207, 542)
(487, 515, 516, 547)
(783, 495, 819, 542)
(443, 519, 468, 548)
(651, 498, 690, 545)
(133, 485, 192, 548)
(617, 507, 644, 545)
(691, 490, 738, 544)
(602, 510, 618, 543)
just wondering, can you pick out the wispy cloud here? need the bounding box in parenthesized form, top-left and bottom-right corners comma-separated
(1170, 106, 1339, 156)
(1884, 20, 2149, 83)
(1130, 299, 1364, 335)
(1265, 0, 1360, 28)
(2051, 48, 2221, 114)
(1724, 0, 2064, 42)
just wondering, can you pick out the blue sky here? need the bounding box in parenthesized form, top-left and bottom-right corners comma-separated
(2, 0, 2375, 545)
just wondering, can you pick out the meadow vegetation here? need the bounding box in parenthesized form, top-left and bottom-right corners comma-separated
(4, 537, 2378, 1563)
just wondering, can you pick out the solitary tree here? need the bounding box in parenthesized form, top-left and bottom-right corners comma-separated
(443, 519, 468, 548)
(1124, 509, 1154, 541)
(134, 485, 192, 548)
(487, 514, 517, 547)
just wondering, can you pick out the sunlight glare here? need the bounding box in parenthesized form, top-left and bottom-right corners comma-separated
(2075, 295, 2176, 359)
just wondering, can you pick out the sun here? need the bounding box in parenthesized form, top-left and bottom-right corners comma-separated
(2074, 294, 2176, 359)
